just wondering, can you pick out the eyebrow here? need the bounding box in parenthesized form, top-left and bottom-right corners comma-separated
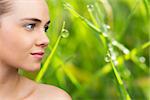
(21, 18, 50, 25)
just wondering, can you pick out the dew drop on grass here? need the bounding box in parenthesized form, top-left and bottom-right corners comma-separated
(102, 24, 110, 37)
(123, 49, 129, 54)
(112, 40, 117, 45)
(105, 52, 111, 62)
(103, 32, 108, 37)
(106, 25, 110, 29)
(105, 56, 110, 62)
(109, 47, 113, 52)
(114, 61, 118, 66)
(61, 29, 69, 38)
(125, 70, 131, 78)
(87, 4, 94, 11)
(111, 54, 116, 61)
(107, 52, 111, 57)
(139, 56, 146, 63)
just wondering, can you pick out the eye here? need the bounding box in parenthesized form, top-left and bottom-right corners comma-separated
(24, 23, 36, 31)
(44, 26, 49, 32)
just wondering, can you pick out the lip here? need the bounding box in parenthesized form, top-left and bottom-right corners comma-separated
(30, 51, 44, 60)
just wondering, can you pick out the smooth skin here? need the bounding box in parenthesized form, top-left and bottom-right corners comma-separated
(0, 0, 71, 99)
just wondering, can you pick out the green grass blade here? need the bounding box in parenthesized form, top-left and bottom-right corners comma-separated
(120, 0, 140, 38)
(64, 3, 109, 49)
(110, 53, 131, 100)
(35, 22, 66, 82)
(112, 40, 130, 54)
(35, 36, 61, 82)
(55, 56, 81, 89)
(143, 0, 150, 18)
(64, 3, 102, 34)
(87, 4, 99, 28)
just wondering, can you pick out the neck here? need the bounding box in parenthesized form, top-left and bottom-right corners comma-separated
(0, 62, 20, 97)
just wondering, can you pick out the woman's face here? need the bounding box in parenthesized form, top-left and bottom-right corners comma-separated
(0, 0, 50, 71)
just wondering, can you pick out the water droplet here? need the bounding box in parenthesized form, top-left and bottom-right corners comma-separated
(105, 56, 110, 62)
(123, 70, 131, 79)
(103, 24, 110, 30)
(106, 25, 110, 29)
(106, 52, 111, 57)
(139, 56, 146, 63)
(111, 54, 116, 60)
(105, 51, 111, 63)
(112, 40, 117, 45)
(87, 5, 94, 11)
(102, 32, 108, 37)
(114, 61, 118, 66)
(123, 49, 129, 54)
(109, 47, 113, 52)
(61, 29, 69, 38)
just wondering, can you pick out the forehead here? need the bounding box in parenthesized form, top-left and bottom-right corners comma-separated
(9, 0, 49, 20)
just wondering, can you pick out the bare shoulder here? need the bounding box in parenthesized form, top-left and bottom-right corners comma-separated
(34, 83, 72, 100)
(20, 77, 71, 100)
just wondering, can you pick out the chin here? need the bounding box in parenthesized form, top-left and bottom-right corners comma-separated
(22, 63, 41, 72)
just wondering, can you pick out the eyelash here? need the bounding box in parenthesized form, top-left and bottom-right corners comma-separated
(24, 23, 49, 32)
(44, 26, 49, 32)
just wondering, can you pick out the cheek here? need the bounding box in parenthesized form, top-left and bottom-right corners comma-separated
(1, 29, 34, 54)
(0, 28, 35, 68)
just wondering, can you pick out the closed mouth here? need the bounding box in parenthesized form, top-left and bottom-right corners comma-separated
(30, 52, 44, 55)
(30, 51, 45, 59)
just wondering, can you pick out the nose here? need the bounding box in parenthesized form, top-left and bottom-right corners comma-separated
(35, 32, 49, 48)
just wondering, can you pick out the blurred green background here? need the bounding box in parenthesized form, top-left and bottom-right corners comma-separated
(22, 0, 150, 100)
